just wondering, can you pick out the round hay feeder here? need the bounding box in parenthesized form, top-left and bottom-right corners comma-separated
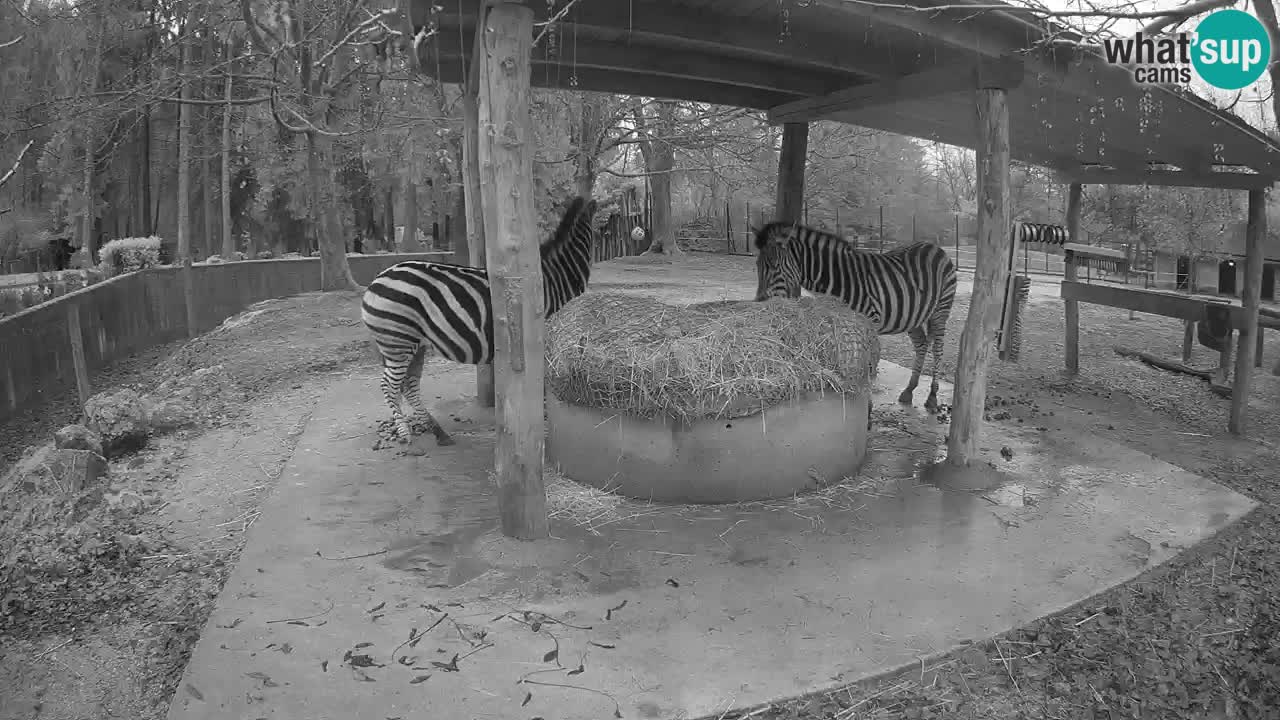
(544, 293, 881, 504)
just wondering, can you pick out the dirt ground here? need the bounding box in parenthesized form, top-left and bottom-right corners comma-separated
(2, 254, 1278, 720)
(0, 291, 376, 720)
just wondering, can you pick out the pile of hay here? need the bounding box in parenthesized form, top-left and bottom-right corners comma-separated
(545, 293, 880, 422)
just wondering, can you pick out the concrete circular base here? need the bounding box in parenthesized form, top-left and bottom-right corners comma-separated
(545, 391, 870, 504)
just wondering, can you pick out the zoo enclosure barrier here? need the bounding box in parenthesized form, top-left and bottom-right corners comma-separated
(0, 252, 450, 424)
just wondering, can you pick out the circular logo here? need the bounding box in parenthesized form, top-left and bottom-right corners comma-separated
(1191, 9, 1272, 90)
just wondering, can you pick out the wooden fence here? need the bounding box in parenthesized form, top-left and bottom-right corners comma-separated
(0, 253, 449, 423)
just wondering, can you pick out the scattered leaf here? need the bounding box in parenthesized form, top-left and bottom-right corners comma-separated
(543, 648, 559, 663)
(568, 664, 585, 676)
(347, 654, 380, 668)
(522, 690, 533, 707)
(367, 601, 386, 614)
(321, 660, 329, 672)
(216, 618, 242, 629)
(530, 620, 542, 632)
(588, 642, 616, 650)
(665, 578, 679, 588)
(606, 600, 627, 621)
(354, 642, 373, 649)
(245, 671, 278, 688)
(409, 675, 431, 684)
(430, 654, 460, 672)
(287, 620, 310, 626)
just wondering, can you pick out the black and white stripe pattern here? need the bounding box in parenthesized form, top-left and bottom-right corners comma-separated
(753, 222, 958, 412)
(361, 196, 599, 444)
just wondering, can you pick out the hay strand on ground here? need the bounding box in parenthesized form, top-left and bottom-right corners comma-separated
(545, 293, 880, 422)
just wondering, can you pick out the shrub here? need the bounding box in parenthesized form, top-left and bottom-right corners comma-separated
(99, 236, 163, 274)
(256, 250, 274, 259)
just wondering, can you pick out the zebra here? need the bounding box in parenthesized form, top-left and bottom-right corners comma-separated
(361, 196, 599, 446)
(753, 222, 958, 413)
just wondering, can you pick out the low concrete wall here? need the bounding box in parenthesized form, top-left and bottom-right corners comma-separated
(0, 253, 450, 422)
(546, 391, 870, 504)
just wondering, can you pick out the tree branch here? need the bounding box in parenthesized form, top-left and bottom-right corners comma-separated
(0, 34, 23, 50)
(0, 139, 33, 190)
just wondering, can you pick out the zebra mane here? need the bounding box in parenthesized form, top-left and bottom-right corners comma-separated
(755, 221, 855, 254)
(541, 196, 590, 254)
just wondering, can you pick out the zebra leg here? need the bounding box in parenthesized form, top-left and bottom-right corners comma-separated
(897, 327, 929, 406)
(379, 351, 415, 443)
(923, 318, 947, 413)
(403, 346, 455, 446)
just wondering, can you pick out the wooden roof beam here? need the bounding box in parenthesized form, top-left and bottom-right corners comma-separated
(815, 0, 1019, 57)
(767, 56, 1023, 124)
(1054, 167, 1275, 191)
(430, 29, 857, 98)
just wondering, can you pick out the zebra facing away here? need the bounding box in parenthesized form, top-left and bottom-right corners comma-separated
(753, 222, 958, 413)
(361, 196, 599, 445)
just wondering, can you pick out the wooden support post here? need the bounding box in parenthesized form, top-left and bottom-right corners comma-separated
(67, 303, 91, 412)
(182, 258, 197, 338)
(1256, 330, 1264, 368)
(1182, 319, 1195, 362)
(946, 86, 1012, 466)
(463, 78, 494, 408)
(477, 1, 546, 539)
(1229, 187, 1268, 435)
(774, 122, 808, 223)
(1063, 183, 1083, 375)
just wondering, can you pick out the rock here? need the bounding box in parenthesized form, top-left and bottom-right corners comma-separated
(3, 445, 108, 494)
(54, 424, 103, 455)
(84, 388, 150, 459)
(146, 398, 198, 433)
(105, 489, 146, 512)
(49, 449, 109, 492)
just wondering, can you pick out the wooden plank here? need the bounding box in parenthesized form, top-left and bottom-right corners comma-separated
(1230, 188, 1267, 435)
(434, 26, 854, 99)
(1063, 183, 1082, 375)
(767, 57, 1023, 124)
(946, 86, 1011, 467)
(462, 8, 494, 409)
(1060, 280, 1208, 319)
(774, 123, 808, 222)
(67, 302, 91, 412)
(1054, 167, 1275, 191)
(477, 0, 547, 540)
(1062, 242, 1125, 261)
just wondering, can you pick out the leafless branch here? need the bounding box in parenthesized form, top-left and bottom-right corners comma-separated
(316, 8, 397, 68)
(837, 0, 1237, 25)
(532, 0, 589, 47)
(0, 34, 24, 50)
(0, 140, 33, 190)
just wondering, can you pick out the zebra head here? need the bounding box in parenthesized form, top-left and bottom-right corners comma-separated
(542, 195, 599, 316)
(753, 222, 803, 301)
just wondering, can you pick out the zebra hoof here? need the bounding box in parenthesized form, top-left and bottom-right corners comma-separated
(924, 396, 940, 414)
(896, 390, 913, 405)
(435, 432, 456, 447)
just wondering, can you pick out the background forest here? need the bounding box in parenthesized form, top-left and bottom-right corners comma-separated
(2, 0, 1279, 276)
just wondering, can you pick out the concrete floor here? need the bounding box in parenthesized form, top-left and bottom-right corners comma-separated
(167, 360, 1256, 720)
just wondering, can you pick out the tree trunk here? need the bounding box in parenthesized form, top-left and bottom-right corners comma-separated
(202, 23, 217, 258)
(382, 185, 395, 250)
(176, 29, 194, 265)
(79, 16, 105, 263)
(403, 179, 419, 251)
(574, 93, 602, 197)
(636, 101, 681, 255)
(220, 47, 235, 258)
(306, 131, 358, 290)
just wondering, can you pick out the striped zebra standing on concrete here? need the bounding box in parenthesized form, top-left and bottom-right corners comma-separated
(362, 196, 599, 445)
(753, 222, 958, 413)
